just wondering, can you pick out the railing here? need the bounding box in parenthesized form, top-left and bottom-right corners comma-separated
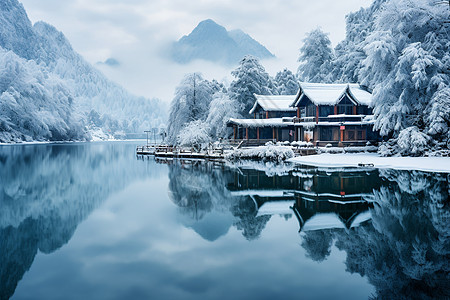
(228, 139, 277, 147)
(293, 115, 367, 123)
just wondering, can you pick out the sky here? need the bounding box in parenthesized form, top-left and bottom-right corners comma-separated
(20, 0, 373, 103)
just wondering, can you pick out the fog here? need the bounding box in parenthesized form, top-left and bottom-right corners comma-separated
(20, 0, 373, 103)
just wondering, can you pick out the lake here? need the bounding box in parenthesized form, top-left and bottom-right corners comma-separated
(0, 141, 448, 300)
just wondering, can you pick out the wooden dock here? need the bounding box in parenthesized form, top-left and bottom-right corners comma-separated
(136, 145, 225, 160)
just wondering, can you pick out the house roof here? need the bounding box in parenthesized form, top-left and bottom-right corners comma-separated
(249, 94, 297, 114)
(293, 82, 372, 107)
(301, 211, 371, 231)
(228, 118, 294, 128)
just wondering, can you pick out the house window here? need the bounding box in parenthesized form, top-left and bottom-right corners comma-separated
(300, 107, 306, 118)
(357, 130, 363, 140)
(319, 106, 333, 117)
(320, 127, 333, 141)
(306, 105, 316, 117)
(338, 105, 353, 115)
(304, 130, 313, 142)
(347, 130, 355, 140)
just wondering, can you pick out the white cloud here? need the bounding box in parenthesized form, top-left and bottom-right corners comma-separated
(20, 0, 373, 103)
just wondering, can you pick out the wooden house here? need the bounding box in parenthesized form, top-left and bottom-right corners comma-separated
(228, 82, 380, 146)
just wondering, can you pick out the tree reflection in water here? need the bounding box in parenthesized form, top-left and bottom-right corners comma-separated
(165, 159, 449, 299)
(0, 143, 164, 300)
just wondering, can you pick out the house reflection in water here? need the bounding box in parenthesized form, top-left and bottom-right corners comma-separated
(226, 166, 382, 232)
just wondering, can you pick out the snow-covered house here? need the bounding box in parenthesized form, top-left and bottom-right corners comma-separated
(226, 167, 380, 232)
(229, 94, 297, 141)
(228, 82, 380, 146)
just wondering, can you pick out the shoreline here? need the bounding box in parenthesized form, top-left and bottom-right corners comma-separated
(0, 139, 147, 146)
(288, 153, 450, 173)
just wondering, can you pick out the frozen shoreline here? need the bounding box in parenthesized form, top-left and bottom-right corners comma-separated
(289, 153, 450, 173)
(0, 139, 146, 146)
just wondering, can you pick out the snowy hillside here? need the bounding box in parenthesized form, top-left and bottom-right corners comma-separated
(0, 0, 166, 142)
(171, 19, 274, 65)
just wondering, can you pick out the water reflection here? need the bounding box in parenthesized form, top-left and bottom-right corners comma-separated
(164, 159, 449, 299)
(0, 143, 448, 299)
(0, 143, 163, 300)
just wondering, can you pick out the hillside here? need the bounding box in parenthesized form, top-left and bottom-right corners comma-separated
(0, 0, 165, 142)
(171, 19, 274, 65)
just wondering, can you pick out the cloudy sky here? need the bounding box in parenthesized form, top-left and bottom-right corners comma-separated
(20, 0, 373, 103)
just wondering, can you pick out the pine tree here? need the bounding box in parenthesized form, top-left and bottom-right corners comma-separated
(297, 28, 334, 83)
(274, 68, 299, 95)
(229, 55, 275, 116)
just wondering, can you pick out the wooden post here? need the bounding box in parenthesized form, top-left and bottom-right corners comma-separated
(294, 128, 297, 141)
(257, 127, 260, 140)
(297, 107, 300, 118)
(334, 105, 338, 115)
(273, 128, 275, 140)
(246, 128, 248, 140)
(254, 112, 256, 119)
(233, 127, 236, 140)
(266, 111, 269, 119)
(353, 106, 357, 115)
(316, 106, 319, 124)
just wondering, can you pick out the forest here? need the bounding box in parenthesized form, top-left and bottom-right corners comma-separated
(167, 0, 449, 156)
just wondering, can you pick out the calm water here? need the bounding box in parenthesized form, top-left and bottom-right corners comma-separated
(0, 142, 448, 300)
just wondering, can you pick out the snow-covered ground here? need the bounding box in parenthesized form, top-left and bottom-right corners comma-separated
(289, 153, 450, 173)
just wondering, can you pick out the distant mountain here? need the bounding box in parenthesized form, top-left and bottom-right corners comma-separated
(0, 0, 165, 142)
(171, 19, 274, 65)
(97, 57, 120, 67)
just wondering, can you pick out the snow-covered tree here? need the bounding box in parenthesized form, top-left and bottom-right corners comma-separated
(274, 68, 299, 95)
(426, 86, 450, 145)
(229, 55, 276, 115)
(0, 0, 166, 142)
(166, 73, 219, 144)
(330, 1, 385, 83)
(297, 28, 334, 83)
(0, 47, 87, 142)
(206, 92, 240, 139)
(360, 0, 450, 153)
(177, 120, 211, 151)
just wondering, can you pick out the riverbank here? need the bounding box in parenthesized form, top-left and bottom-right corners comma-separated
(289, 153, 450, 173)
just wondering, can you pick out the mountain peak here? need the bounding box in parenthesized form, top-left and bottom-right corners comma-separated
(187, 19, 228, 40)
(172, 19, 274, 65)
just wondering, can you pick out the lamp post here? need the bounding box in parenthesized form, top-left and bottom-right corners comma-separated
(144, 130, 151, 147)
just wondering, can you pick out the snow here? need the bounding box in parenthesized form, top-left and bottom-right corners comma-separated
(350, 210, 372, 228)
(302, 213, 347, 231)
(257, 200, 294, 217)
(226, 160, 295, 177)
(226, 145, 294, 162)
(289, 153, 450, 173)
(228, 118, 293, 127)
(0, 1, 165, 143)
(230, 190, 290, 197)
(295, 82, 372, 106)
(249, 94, 297, 114)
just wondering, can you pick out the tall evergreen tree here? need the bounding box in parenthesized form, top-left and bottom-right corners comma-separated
(297, 28, 334, 83)
(229, 55, 275, 115)
(274, 68, 300, 95)
(360, 0, 449, 153)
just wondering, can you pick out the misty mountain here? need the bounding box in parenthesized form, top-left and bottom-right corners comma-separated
(171, 19, 275, 65)
(97, 57, 120, 67)
(0, 0, 165, 142)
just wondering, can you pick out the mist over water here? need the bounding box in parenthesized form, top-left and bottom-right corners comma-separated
(1, 142, 448, 299)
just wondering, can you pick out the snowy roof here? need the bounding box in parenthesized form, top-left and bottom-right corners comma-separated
(293, 82, 372, 107)
(249, 94, 297, 114)
(257, 200, 295, 217)
(228, 118, 293, 128)
(302, 213, 346, 231)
